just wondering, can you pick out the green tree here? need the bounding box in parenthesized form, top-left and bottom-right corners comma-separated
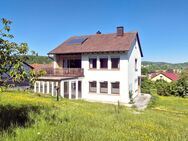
(0, 18, 45, 90)
(175, 72, 188, 97)
(155, 80, 171, 96)
(0, 18, 30, 88)
(141, 78, 155, 93)
(141, 67, 149, 75)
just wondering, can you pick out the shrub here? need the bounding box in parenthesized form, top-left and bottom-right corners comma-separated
(155, 80, 171, 96)
(142, 71, 188, 97)
(141, 78, 155, 93)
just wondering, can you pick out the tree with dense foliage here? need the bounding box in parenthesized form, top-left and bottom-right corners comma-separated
(0, 18, 29, 87)
(141, 78, 155, 93)
(141, 67, 149, 75)
(0, 18, 45, 89)
(27, 55, 52, 64)
(175, 71, 188, 97)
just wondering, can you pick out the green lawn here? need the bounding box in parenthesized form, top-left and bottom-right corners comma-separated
(0, 91, 188, 141)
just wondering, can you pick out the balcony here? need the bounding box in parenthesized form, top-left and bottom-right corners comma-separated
(43, 68, 84, 77)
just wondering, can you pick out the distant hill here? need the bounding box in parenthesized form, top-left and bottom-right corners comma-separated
(27, 56, 53, 64)
(142, 61, 188, 71)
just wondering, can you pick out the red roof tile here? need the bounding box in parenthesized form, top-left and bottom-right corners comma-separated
(49, 32, 143, 56)
(31, 63, 53, 71)
(161, 72, 179, 81)
(151, 72, 179, 81)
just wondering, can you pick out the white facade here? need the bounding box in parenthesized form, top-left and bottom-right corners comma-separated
(81, 53, 129, 103)
(81, 38, 141, 103)
(128, 38, 142, 98)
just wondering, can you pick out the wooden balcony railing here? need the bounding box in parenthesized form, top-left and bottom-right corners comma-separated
(43, 68, 84, 77)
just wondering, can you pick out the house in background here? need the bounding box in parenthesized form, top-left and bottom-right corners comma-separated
(1, 62, 34, 88)
(149, 71, 179, 82)
(34, 26, 143, 104)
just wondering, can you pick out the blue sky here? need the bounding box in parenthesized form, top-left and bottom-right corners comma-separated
(0, 0, 188, 63)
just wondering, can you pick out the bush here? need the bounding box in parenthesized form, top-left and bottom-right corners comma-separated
(155, 80, 171, 96)
(141, 73, 188, 97)
(141, 78, 155, 93)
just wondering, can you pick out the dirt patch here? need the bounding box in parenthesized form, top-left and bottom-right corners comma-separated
(133, 94, 152, 110)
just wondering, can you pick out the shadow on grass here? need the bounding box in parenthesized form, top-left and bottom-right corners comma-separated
(0, 104, 40, 132)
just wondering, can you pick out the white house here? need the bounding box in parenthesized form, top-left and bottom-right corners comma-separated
(149, 71, 179, 83)
(34, 26, 143, 104)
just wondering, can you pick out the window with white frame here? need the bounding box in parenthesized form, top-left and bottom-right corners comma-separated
(89, 81, 97, 93)
(111, 58, 120, 69)
(135, 59, 138, 71)
(111, 82, 120, 94)
(100, 81, 108, 93)
(100, 58, 108, 69)
(89, 58, 97, 69)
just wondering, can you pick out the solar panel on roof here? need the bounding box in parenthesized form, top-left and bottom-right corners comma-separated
(66, 37, 88, 45)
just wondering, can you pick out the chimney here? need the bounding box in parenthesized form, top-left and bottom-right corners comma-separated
(116, 26, 124, 36)
(96, 30, 101, 34)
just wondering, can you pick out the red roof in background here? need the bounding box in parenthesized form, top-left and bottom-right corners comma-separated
(31, 63, 53, 71)
(160, 72, 179, 81)
(149, 72, 157, 78)
(151, 72, 179, 81)
(49, 32, 143, 56)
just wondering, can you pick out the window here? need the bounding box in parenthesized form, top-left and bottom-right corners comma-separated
(89, 81, 97, 93)
(89, 58, 97, 69)
(100, 58, 108, 69)
(135, 59, 138, 71)
(100, 81, 108, 93)
(160, 75, 163, 80)
(111, 58, 120, 69)
(111, 82, 120, 94)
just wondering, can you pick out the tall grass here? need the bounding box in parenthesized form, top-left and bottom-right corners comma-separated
(0, 91, 188, 141)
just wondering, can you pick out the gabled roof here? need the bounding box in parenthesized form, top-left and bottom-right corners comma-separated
(49, 32, 143, 56)
(151, 72, 179, 81)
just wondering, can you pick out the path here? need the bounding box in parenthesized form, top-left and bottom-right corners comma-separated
(133, 94, 152, 110)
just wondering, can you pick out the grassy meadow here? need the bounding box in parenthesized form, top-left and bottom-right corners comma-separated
(0, 91, 187, 141)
